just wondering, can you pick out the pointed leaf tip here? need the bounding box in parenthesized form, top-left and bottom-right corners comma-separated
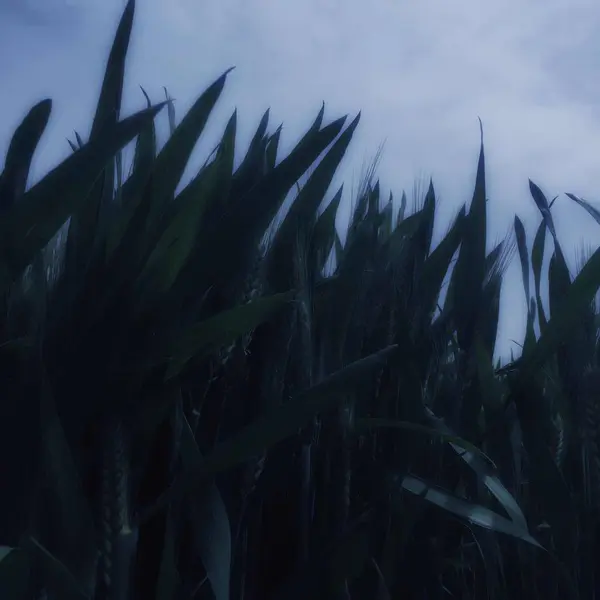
(139, 85, 151, 108)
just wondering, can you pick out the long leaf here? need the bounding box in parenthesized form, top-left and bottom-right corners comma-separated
(137, 344, 398, 523)
(0, 99, 52, 211)
(0, 104, 165, 293)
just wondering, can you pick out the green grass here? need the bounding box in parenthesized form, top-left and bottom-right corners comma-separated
(0, 1, 600, 598)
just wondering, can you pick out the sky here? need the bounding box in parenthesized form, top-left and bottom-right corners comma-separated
(2, 0, 600, 362)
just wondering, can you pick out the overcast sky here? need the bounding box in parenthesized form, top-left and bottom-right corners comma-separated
(2, 0, 600, 362)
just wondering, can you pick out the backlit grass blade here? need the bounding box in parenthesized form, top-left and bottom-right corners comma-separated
(64, 0, 134, 280)
(306, 102, 325, 136)
(269, 113, 360, 290)
(483, 242, 503, 280)
(265, 126, 282, 171)
(398, 476, 542, 548)
(310, 185, 343, 275)
(417, 204, 465, 320)
(105, 90, 159, 258)
(104, 73, 233, 310)
(89, 0, 133, 137)
(109, 68, 230, 267)
(170, 115, 349, 309)
(334, 231, 343, 264)
(516, 241, 600, 375)
(367, 181, 380, 216)
(0, 103, 165, 293)
(529, 181, 571, 320)
(397, 190, 407, 225)
(412, 180, 436, 262)
(233, 108, 270, 186)
(260, 101, 326, 185)
(0, 99, 52, 211)
(139, 111, 236, 299)
(163, 87, 177, 136)
(137, 165, 214, 297)
(565, 192, 600, 225)
(137, 344, 398, 523)
(452, 121, 487, 352)
(548, 251, 571, 326)
(514, 216, 529, 302)
(284, 113, 359, 233)
(379, 197, 393, 243)
(478, 269, 502, 358)
(143, 68, 233, 230)
(130, 91, 157, 176)
(139, 86, 151, 108)
(115, 146, 123, 204)
(531, 218, 547, 332)
(514, 215, 536, 351)
(529, 184, 571, 320)
(529, 180, 557, 239)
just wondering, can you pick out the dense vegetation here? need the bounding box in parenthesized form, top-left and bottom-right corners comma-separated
(1, 1, 600, 598)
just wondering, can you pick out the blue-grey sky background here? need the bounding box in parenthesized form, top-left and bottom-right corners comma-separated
(2, 0, 600, 362)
